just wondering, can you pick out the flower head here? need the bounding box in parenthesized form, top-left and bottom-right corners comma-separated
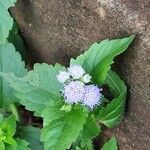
(63, 81, 85, 104)
(82, 74, 92, 83)
(68, 65, 85, 79)
(83, 85, 102, 109)
(57, 64, 102, 110)
(57, 71, 70, 83)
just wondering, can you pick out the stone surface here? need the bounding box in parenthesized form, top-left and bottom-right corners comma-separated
(11, 0, 150, 149)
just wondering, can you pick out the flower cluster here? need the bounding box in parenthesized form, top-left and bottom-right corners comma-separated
(57, 65, 102, 109)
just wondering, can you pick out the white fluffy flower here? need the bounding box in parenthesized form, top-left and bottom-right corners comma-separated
(68, 65, 85, 79)
(57, 71, 70, 83)
(83, 85, 102, 109)
(63, 81, 85, 104)
(82, 74, 92, 83)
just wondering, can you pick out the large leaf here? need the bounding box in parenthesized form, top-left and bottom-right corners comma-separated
(70, 36, 134, 84)
(41, 102, 87, 150)
(101, 137, 118, 150)
(0, 43, 27, 107)
(0, 0, 17, 44)
(1, 63, 65, 116)
(97, 70, 127, 128)
(18, 126, 44, 150)
(80, 115, 100, 147)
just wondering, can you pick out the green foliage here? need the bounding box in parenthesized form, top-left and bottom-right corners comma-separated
(18, 126, 44, 150)
(97, 70, 127, 128)
(0, 141, 5, 150)
(41, 103, 87, 150)
(0, 0, 17, 44)
(101, 137, 118, 150)
(0, 42, 27, 107)
(0, 31, 133, 150)
(83, 141, 94, 150)
(1, 63, 65, 116)
(5, 138, 31, 150)
(8, 22, 26, 59)
(70, 36, 134, 84)
(71, 140, 94, 150)
(106, 69, 126, 97)
(0, 115, 31, 150)
(80, 115, 100, 147)
(0, 115, 16, 145)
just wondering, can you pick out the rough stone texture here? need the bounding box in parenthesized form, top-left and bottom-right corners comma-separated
(11, 0, 150, 149)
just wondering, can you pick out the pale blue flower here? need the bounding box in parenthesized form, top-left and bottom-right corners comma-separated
(57, 71, 70, 83)
(68, 65, 85, 79)
(83, 85, 102, 109)
(63, 81, 85, 104)
(82, 74, 92, 83)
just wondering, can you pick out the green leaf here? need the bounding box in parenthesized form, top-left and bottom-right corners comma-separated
(0, 115, 16, 145)
(1, 115, 16, 137)
(97, 70, 127, 128)
(0, 0, 17, 44)
(81, 140, 94, 150)
(18, 126, 44, 150)
(80, 115, 100, 147)
(0, 141, 5, 150)
(0, 114, 3, 123)
(101, 137, 118, 150)
(5, 138, 31, 150)
(8, 22, 26, 59)
(71, 140, 93, 150)
(70, 36, 134, 84)
(106, 70, 126, 97)
(1, 63, 65, 116)
(41, 103, 87, 150)
(0, 42, 27, 107)
(41, 100, 64, 126)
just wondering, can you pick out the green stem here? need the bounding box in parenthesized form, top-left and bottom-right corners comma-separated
(9, 104, 20, 122)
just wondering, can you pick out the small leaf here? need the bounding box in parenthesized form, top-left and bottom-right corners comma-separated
(97, 70, 127, 128)
(41, 103, 87, 150)
(80, 115, 100, 147)
(1, 63, 65, 116)
(101, 137, 118, 150)
(1, 115, 16, 137)
(18, 126, 44, 150)
(0, 115, 16, 146)
(0, 43, 27, 107)
(106, 69, 126, 97)
(0, 0, 17, 44)
(98, 93, 125, 128)
(82, 140, 94, 150)
(5, 138, 31, 150)
(15, 138, 31, 150)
